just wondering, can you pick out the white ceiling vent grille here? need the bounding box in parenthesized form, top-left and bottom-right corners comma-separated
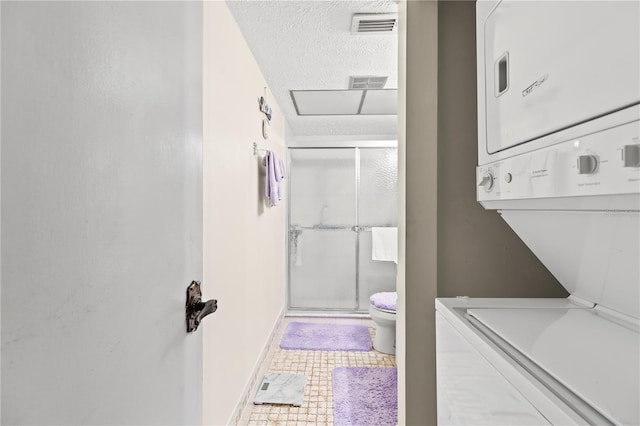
(349, 76, 388, 90)
(351, 13, 398, 35)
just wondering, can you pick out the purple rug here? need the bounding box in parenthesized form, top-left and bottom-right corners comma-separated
(332, 367, 398, 426)
(279, 322, 372, 351)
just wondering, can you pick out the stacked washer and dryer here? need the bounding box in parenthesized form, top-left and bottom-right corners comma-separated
(436, 1, 640, 425)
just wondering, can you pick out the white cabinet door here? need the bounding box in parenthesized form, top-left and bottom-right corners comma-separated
(1, 2, 204, 424)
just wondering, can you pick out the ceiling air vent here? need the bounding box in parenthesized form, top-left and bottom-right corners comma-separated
(349, 76, 388, 90)
(351, 13, 398, 35)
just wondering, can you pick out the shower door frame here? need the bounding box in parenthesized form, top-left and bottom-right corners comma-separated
(286, 144, 397, 314)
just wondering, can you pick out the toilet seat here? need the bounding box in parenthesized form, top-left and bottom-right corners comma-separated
(370, 305, 396, 315)
(370, 291, 397, 313)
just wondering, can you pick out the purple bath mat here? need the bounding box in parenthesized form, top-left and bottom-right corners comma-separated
(332, 367, 398, 426)
(279, 322, 372, 351)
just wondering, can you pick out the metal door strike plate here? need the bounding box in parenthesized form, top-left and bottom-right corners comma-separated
(186, 281, 217, 332)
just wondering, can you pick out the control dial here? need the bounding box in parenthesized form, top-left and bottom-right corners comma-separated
(577, 154, 599, 174)
(623, 144, 640, 167)
(478, 171, 495, 192)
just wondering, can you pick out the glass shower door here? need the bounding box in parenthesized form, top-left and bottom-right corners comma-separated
(357, 148, 398, 310)
(289, 149, 357, 310)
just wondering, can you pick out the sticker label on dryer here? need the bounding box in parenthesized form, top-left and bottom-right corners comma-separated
(530, 169, 549, 178)
(578, 181, 602, 187)
(522, 74, 549, 97)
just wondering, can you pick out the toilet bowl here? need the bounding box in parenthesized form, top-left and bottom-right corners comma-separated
(369, 292, 396, 354)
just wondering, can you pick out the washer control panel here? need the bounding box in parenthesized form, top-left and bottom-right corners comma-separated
(477, 120, 640, 201)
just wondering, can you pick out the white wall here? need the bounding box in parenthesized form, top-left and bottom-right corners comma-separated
(203, 2, 288, 424)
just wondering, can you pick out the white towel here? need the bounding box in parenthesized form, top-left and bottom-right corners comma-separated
(371, 227, 398, 263)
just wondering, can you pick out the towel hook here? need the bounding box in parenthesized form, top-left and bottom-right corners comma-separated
(253, 142, 268, 156)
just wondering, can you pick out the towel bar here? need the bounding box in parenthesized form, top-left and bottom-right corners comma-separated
(253, 142, 268, 156)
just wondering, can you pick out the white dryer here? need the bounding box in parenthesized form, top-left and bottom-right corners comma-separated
(436, 1, 640, 425)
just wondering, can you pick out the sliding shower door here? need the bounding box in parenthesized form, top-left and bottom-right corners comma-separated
(288, 147, 397, 312)
(289, 149, 357, 309)
(357, 148, 398, 309)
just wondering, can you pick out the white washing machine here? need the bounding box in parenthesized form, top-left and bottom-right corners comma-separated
(436, 1, 640, 425)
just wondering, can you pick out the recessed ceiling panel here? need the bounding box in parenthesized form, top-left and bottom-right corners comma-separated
(360, 89, 397, 115)
(227, 1, 398, 136)
(291, 90, 364, 116)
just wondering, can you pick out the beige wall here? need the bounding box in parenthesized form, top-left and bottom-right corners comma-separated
(400, 1, 439, 424)
(436, 0, 566, 299)
(203, 3, 287, 424)
(400, 2, 567, 425)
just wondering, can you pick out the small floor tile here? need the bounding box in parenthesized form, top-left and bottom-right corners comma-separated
(241, 318, 396, 425)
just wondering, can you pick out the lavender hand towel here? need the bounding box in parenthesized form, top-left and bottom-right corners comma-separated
(263, 151, 285, 207)
(263, 151, 279, 206)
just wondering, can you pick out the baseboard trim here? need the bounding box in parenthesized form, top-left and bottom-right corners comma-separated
(229, 307, 285, 425)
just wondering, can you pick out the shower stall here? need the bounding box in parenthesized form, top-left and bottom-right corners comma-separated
(288, 147, 398, 313)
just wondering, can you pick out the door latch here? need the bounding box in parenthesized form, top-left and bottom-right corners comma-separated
(186, 281, 217, 332)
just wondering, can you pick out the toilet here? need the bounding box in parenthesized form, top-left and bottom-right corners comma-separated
(369, 291, 396, 354)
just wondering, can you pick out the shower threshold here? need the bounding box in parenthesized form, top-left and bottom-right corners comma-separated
(286, 310, 371, 319)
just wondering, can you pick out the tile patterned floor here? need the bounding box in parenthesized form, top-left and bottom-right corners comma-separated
(244, 318, 396, 426)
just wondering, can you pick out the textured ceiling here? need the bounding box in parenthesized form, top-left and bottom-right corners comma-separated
(227, 0, 398, 140)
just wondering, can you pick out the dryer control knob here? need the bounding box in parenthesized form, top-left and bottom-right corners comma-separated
(577, 154, 598, 174)
(623, 144, 640, 167)
(478, 172, 495, 191)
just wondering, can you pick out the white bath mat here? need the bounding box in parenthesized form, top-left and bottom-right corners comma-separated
(253, 373, 306, 406)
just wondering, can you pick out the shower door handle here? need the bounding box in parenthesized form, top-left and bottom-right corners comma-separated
(351, 226, 370, 232)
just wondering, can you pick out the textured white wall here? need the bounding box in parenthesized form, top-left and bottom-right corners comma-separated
(203, 3, 287, 424)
